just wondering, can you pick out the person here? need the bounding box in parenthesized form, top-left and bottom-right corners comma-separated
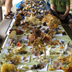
(50, 0, 72, 29)
(4, 0, 14, 19)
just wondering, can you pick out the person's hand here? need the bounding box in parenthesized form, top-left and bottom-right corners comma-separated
(58, 14, 66, 20)
(59, 14, 65, 20)
(69, 24, 72, 29)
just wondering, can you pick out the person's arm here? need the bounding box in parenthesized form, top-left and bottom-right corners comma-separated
(64, 5, 70, 17)
(50, 0, 59, 17)
(50, 4, 59, 17)
(64, 0, 70, 17)
(59, 5, 70, 20)
(60, 0, 70, 19)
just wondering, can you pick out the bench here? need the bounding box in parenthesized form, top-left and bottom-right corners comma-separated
(0, 19, 12, 48)
(0, 19, 12, 37)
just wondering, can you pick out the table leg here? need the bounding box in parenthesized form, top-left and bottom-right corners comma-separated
(0, 7, 3, 22)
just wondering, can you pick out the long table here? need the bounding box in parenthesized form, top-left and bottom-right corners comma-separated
(1, 0, 72, 72)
